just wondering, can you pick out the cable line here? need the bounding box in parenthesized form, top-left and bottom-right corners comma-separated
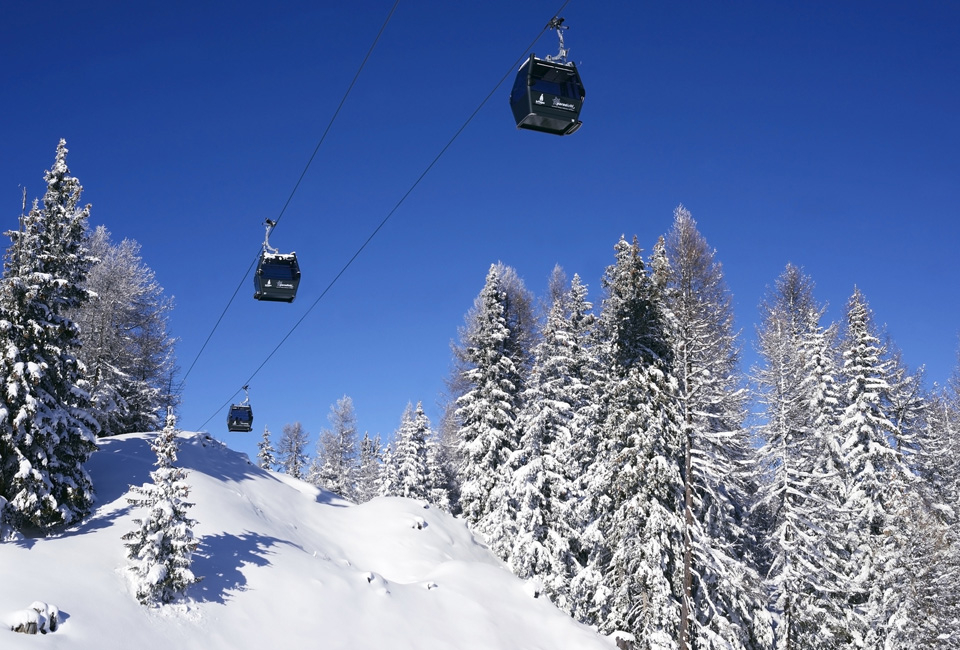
(271, 0, 400, 231)
(196, 2, 574, 431)
(175, 0, 401, 393)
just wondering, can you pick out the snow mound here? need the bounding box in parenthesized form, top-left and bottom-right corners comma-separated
(7, 601, 59, 635)
(0, 431, 611, 650)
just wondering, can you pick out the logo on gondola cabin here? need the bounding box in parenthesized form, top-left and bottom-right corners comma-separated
(536, 93, 545, 105)
(265, 280, 273, 288)
(277, 281, 294, 289)
(552, 98, 576, 111)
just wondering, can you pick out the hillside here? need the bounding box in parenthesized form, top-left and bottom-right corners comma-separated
(0, 431, 614, 649)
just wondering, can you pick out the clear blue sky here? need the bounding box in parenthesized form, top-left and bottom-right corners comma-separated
(3, 1, 958, 462)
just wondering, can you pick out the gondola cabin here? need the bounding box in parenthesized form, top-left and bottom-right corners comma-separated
(510, 54, 585, 136)
(254, 251, 301, 303)
(227, 403, 253, 432)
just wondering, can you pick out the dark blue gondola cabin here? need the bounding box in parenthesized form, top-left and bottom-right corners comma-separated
(227, 404, 253, 432)
(254, 251, 301, 303)
(510, 54, 585, 136)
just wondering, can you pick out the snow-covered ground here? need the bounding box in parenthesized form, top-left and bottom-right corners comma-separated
(0, 431, 614, 649)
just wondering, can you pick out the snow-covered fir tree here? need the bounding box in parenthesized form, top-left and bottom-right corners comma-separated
(659, 207, 772, 650)
(454, 264, 529, 560)
(917, 356, 960, 506)
(834, 287, 914, 648)
(314, 396, 359, 500)
(393, 402, 431, 500)
(559, 274, 604, 574)
(354, 432, 382, 503)
(0, 140, 98, 533)
(882, 480, 960, 649)
(257, 426, 277, 471)
(276, 421, 309, 480)
(508, 270, 596, 612)
(71, 225, 178, 436)
(446, 262, 534, 508)
(430, 402, 463, 513)
(888, 362, 960, 648)
(490, 262, 537, 380)
(867, 345, 935, 650)
(122, 408, 200, 605)
(306, 435, 325, 487)
(424, 428, 453, 512)
(882, 342, 926, 460)
(377, 442, 399, 498)
(571, 236, 687, 648)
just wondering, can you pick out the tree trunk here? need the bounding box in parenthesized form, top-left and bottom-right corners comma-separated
(679, 421, 693, 650)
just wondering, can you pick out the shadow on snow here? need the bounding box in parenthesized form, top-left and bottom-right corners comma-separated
(189, 531, 300, 604)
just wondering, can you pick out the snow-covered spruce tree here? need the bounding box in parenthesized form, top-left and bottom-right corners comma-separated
(882, 342, 926, 461)
(376, 442, 399, 497)
(752, 264, 848, 650)
(558, 273, 603, 489)
(834, 288, 914, 648)
(412, 403, 435, 480)
(257, 426, 277, 471)
(508, 270, 597, 613)
(883, 479, 960, 649)
(792, 316, 851, 644)
(70, 225, 178, 436)
(445, 263, 534, 504)
(492, 262, 537, 379)
(276, 421, 309, 480)
(871, 347, 941, 650)
(431, 400, 464, 513)
(306, 434, 325, 487)
(659, 207, 772, 650)
(122, 409, 200, 605)
(454, 263, 531, 560)
(559, 272, 605, 615)
(917, 352, 960, 506)
(448, 262, 536, 412)
(547, 272, 604, 579)
(0, 140, 98, 533)
(355, 432, 382, 503)
(314, 396, 359, 500)
(571, 236, 687, 647)
(391, 402, 430, 499)
(425, 427, 453, 512)
(886, 363, 960, 649)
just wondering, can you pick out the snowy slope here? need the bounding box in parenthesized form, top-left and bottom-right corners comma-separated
(0, 432, 613, 649)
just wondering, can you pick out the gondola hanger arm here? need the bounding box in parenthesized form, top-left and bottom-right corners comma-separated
(544, 16, 569, 64)
(262, 219, 279, 255)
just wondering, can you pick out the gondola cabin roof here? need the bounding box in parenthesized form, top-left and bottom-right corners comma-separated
(510, 54, 585, 136)
(254, 251, 301, 303)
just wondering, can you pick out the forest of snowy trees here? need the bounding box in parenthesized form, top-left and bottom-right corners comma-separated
(258, 396, 455, 508)
(3, 143, 959, 645)
(259, 206, 960, 649)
